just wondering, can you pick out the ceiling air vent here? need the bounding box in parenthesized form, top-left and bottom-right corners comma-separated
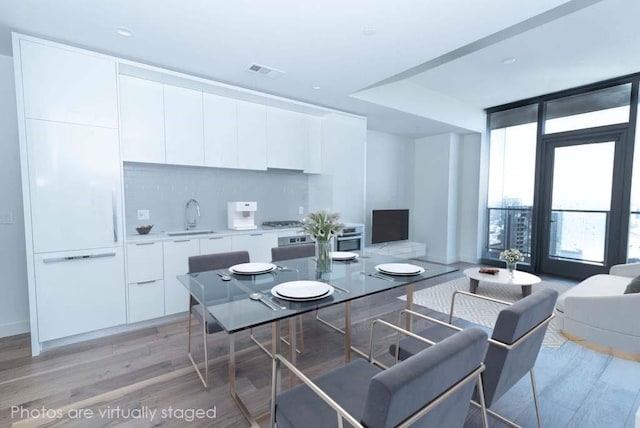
(247, 63, 285, 79)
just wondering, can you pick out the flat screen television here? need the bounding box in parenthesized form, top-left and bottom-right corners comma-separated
(372, 209, 409, 244)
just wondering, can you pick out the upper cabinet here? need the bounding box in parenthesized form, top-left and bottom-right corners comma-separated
(119, 75, 165, 163)
(164, 85, 204, 166)
(237, 100, 267, 170)
(266, 108, 322, 172)
(203, 93, 238, 168)
(306, 117, 322, 174)
(266, 108, 307, 171)
(20, 40, 118, 128)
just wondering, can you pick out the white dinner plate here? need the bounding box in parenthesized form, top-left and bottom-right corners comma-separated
(271, 281, 334, 301)
(330, 251, 359, 261)
(229, 262, 277, 275)
(375, 263, 425, 276)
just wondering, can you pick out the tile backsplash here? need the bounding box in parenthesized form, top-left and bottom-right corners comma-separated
(123, 163, 309, 234)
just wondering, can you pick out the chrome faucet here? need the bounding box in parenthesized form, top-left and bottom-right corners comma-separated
(185, 198, 201, 230)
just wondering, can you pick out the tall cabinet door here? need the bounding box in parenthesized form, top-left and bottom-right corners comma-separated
(20, 39, 118, 128)
(164, 239, 200, 315)
(237, 100, 267, 170)
(119, 75, 165, 163)
(164, 85, 204, 166)
(26, 120, 122, 253)
(204, 93, 238, 168)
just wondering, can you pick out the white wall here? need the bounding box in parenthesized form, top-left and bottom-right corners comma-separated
(457, 133, 483, 263)
(365, 130, 414, 245)
(0, 54, 29, 337)
(412, 132, 483, 264)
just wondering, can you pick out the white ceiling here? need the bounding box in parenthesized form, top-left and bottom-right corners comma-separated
(0, 0, 636, 138)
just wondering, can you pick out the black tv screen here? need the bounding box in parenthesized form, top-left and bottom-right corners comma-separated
(372, 209, 409, 244)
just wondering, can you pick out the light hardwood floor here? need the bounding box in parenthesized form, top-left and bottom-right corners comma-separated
(1, 265, 638, 427)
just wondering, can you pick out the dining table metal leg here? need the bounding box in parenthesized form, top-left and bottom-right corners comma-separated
(405, 283, 415, 331)
(270, 321, 281, 428)
(288, 317, 297, 387)
(344, 301, 351, 363)
(228, 333, 259, 428)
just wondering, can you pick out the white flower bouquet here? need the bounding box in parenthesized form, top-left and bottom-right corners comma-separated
(301, 210, 344, 242)
(499, 248, 525, 263)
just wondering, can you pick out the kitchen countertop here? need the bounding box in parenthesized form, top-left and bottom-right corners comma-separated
(126, 227, 305, 243)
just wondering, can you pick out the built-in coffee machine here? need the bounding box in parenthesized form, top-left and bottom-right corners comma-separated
(227, 201, 258, 230)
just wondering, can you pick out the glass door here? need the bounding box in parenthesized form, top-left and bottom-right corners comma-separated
(539, 131, 626, 278)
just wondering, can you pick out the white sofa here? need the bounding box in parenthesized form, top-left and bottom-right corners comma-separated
(555, 263, 640, 355)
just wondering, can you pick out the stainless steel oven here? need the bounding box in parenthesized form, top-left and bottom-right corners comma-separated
(334, 223, 364, 252)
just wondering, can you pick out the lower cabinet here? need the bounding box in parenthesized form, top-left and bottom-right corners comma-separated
(126, 242, 164, 323)
(34, 247, 126, 342)
(163, 239, 200, 315)
(199, 235, 232, 254)
(231, 232, 278, 262)
(123, 232, 281, 322)
(128, 280, 165, 323)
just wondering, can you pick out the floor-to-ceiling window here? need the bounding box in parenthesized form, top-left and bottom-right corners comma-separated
(485, 105, 538, 264)
(629, 98, 640, 262)
(484, 77, 638, 279)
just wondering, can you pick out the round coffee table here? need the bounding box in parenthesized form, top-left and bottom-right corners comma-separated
(463, 267, 541, 298)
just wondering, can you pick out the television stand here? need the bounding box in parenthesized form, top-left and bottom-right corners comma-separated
(364, 241, 426, 259)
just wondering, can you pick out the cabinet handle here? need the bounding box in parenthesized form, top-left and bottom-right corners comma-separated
(250, 233, 263, 236)
(174, 239, 191, 243)
(135, 242, 155, 246)
(43, 252, 116, 263)
(208, 237, 224, 240)
(112, 190, 118, 243)
(136, 280, 157, 285)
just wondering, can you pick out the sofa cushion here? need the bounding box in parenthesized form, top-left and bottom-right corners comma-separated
(625, 276, 640, 294)
(556, 274, 630, 312)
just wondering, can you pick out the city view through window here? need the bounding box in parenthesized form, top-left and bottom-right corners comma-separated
(487, 122, 536, 262)
(487, 105, 640, 265)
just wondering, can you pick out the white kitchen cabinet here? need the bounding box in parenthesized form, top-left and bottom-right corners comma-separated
(26, 119, 123, 253)
(200, 235, 233, 255)
(266, 108, 308, 170)
(34, 248, 126, 342)
(128, 280, 165, 323)
(306, 116, 322, 173)
(126, 241, 165, 323)
(163, 239, 200, 315)
(126, 241, 164, 283)
(204, 93, 238, 168)
(20, 39, 118, 128)
(231, 232, 278, 262)
(164, 85, 204, 166)
(119, 75, 165, 163)
(237, 100, 267, 170)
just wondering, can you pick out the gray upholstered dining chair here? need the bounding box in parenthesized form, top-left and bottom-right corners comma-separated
(390, 288, 558, 428)
(272, 322, 489, 428)
(187, 250, 249, 389)
(271, 243, 316, 354)
(271, 243, 316, 262)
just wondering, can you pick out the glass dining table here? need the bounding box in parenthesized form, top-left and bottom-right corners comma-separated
(177, 254, 456, 427)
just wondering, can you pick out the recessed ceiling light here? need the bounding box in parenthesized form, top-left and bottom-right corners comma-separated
(502, 57, 516, 65)
(311, 85, 321, 90)
(362, 27, 377, 36)
(116, 27, 133, 37)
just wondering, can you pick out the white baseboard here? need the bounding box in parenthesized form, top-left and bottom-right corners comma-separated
(0, 320, 30, 338)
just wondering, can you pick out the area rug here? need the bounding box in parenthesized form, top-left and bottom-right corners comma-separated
(399, 276, 570, 348)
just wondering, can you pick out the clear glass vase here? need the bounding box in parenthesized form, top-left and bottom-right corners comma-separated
(316, 239, 332, 274)
(506, 261, 517, 277)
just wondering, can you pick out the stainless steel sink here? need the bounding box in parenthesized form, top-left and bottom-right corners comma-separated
(166, 229, 215, 237)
